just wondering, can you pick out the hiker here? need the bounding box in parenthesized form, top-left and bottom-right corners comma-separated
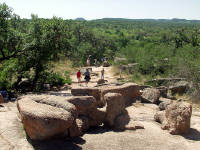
(0, 90, 8, 102)
(76, 70, 81, 84)
(101, 68, 104, 79)
(87, 56, 90, 67)
(84, 68, 91, 86)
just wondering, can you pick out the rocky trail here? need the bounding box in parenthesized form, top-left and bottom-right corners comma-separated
(0, 66, 200, 150)
(70, 66, 118, 87)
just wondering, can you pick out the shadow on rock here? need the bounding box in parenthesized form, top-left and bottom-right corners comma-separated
(27, 136, 85, 150)
(47, 92, 72, 97)
(113, 109, 131, 131)
(182, 128, 200, 141)
(86, 126, 112, 134)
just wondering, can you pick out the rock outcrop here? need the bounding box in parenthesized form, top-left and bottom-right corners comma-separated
(154, 111, 166, 124)
(101, 83, 140, 106)
(156, 86, 168, 98)
(71, 87, 103, 107)
(104, 93, 125, 127)
(69, 116, 90, 137)
(169, 81, 189, 95)
(18, 82, 142, 140)
(17, 96, 77, 140)
(141, 88, 160, 104)
(71, 83, 140, 106)
(158, 97, 173, 111)
(88, 107, 106, 127)
(154, 101, 192, 134)
(66, 96, 96, 116)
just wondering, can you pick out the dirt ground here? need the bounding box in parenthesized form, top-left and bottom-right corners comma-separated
(0, 66, 200, 150)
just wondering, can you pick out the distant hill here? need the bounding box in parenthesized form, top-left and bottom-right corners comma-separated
(92, 18, 200, 24)
(75, 18, 86, 21)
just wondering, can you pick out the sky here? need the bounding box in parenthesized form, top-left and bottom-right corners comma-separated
(1, 0, 200, 20)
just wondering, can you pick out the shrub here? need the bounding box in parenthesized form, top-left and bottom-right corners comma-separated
(47, 72, 65, 86)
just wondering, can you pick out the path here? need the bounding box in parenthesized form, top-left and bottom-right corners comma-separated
(70, 66, 118, 87)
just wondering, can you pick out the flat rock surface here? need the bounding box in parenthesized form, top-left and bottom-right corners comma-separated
(0, 102, 33, 150)
(0, 101, 200, 150)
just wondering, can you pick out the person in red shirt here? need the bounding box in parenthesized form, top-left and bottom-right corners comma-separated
(76, 70, 81, 84)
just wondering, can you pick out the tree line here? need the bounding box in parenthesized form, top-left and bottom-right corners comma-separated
(0, 3, 200, 93)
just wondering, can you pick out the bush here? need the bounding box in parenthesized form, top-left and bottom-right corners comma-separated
(47, 72, 65, 86)
(37, 71, 65, 87)
(0, 59, 19, 90)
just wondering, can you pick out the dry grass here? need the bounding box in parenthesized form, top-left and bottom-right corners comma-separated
(51, 59, 75, 76)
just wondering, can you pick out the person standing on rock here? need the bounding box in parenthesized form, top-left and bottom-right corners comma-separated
(101, 68, 104, 79)
(76, 70, 81, 85)
(84, 68, 91, 86)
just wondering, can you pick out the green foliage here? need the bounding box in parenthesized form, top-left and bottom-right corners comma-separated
(46, 72, 65, 86)
(1, 3, 200, 94)
(64, 70, 72, 85)
(0, 59, 18, 90)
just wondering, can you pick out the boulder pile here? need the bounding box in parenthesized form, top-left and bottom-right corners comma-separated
(71, 83, 140, 106)
(17, 83, 141, 140)
(140, 85, 192, 135)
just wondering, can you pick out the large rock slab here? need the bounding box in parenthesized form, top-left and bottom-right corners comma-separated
(146, 78, 185, 87)
(66, 96, 96, 116)
(64, 96, 105, 127)
(141, 88, 160, 104)
(169, 81, 189, 95)
(104, 93, 125, 127)
(66, 96, 105, 127)
(17, 96, 77, 140)
(71, 83, 140, 106)
(101, 83, 140, 106)
(71, 87, 103, 107)
(27, 95, 78, 118)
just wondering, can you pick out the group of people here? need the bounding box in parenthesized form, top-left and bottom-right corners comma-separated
(86, 56, 107, 67)
(76, 56, 106, 86)
(76, 67, 104, 86)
